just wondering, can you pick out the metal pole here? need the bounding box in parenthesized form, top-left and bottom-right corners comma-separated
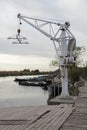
(60, 30, 69, 97)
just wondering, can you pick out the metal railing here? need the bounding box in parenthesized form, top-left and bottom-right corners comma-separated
(48, 83, 62, 98)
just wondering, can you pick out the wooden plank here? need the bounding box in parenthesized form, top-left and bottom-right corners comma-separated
(60, 81, 87, 130)
(39, 105, 73, 130)
(24, 105, 73, 130)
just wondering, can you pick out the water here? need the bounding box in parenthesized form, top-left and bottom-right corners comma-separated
(0, 76, 49, 107)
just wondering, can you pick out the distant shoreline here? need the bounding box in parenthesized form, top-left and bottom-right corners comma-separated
(0, 69, 51, 77)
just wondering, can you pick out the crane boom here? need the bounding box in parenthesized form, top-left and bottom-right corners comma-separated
(17, 13, 59, 41)
(17, 14, 60, 25)
(17, 13, 62, 58)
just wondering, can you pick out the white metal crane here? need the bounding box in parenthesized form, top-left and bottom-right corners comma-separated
(17, 13, 76, 97)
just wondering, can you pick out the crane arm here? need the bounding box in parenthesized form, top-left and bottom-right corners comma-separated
(17, 14, 60, 26)
(17, 13, 60, 41)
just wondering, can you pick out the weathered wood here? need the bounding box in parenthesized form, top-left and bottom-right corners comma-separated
(0, 104, 73, 130)
(31, 105, 71, 130)
(60, 81, 87, 130)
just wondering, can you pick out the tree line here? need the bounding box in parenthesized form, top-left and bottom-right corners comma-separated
(51, 46, 87, 84)
(0, 69, 50, 77)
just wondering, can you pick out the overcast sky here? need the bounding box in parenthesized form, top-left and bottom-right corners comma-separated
(0, 0, 87, 71)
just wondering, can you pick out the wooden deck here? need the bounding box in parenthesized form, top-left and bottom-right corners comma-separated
(60, 81, 87, 130)
(0, 104, 73, 130)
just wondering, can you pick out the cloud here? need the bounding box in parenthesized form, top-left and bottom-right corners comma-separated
(0, 0, 87, 70)
(0, 53, 53, 71)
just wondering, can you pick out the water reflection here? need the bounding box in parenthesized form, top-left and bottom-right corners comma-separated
(0, 76, 48, 107)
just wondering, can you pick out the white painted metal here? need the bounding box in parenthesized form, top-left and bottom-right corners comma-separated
(59, 30, 69, 97)
(17, 14, 76, 97)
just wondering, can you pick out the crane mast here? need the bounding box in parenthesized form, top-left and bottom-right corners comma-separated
(17, 13, 76, 98)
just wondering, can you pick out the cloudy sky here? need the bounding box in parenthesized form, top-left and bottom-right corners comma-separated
(0, 0, 87, 71)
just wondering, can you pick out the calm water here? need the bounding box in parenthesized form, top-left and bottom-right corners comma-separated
(0, 76, 49, 107)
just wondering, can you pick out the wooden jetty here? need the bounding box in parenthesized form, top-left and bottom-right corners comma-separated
(60, 81, 87, 130)
(0, 104, 73, 130)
